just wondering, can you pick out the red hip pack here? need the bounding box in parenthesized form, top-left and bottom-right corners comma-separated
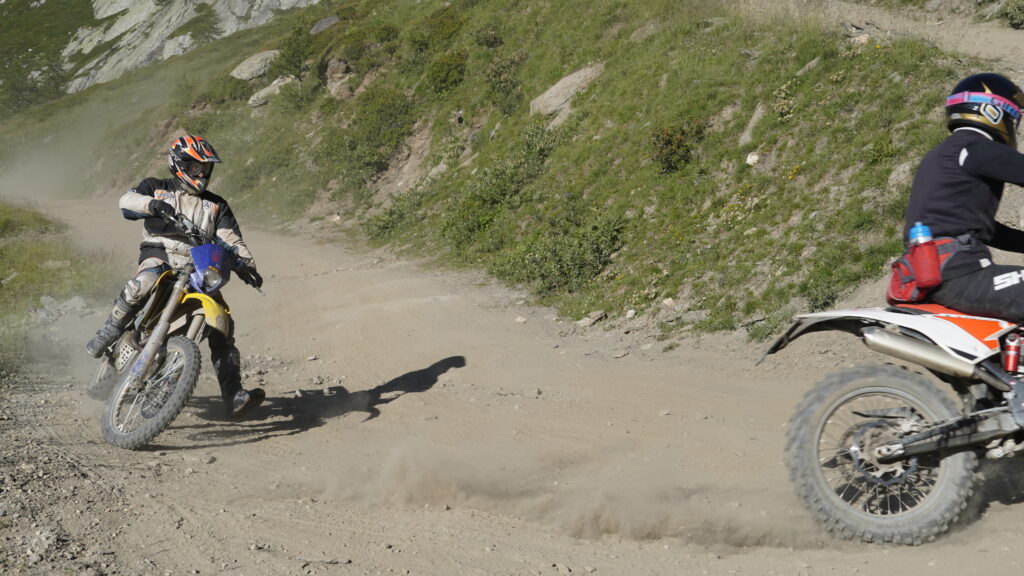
(886, 237, 959, 305)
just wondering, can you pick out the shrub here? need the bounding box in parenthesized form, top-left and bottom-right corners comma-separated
(427, 50, 467, 93)
(651, 118, 708, 173)
(277, 79, 320, 111)
(271, 24, 315, 78)
(407, 6, 465, 53)
(194, 76, 250, 106)
(486, 49, 527, 114)
(492, 215, 624, 293)
(1001, 0, 1024, 29)
(334, 21, 401, 72)
(443, 123, 567, 247)
(365, 187, 429, 239)
(474, 24, 503, 48)
(319, 86, 414, 175)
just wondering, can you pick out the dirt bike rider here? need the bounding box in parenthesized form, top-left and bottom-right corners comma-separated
(903, 72, 1024, 320)
(85, 134, 266, 417)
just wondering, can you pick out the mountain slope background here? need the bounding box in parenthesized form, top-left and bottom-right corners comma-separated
(7, 0, 1024, 346)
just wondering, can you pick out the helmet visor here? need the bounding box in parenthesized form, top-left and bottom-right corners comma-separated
(182, 160, 214, 178)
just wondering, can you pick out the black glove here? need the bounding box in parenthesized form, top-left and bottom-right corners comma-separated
(248, 268, 264, 289)
(149, 200, 175, 220)
(237, 265, 263, 289)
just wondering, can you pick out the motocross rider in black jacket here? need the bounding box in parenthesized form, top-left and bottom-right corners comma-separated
(904, 73, 1024, 321)
(85, 135, 266, 417)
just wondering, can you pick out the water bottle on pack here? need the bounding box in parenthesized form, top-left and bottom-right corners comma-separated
(908, 221, 942, 288)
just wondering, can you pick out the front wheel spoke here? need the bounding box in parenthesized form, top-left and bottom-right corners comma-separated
(118, 393, 144, 433)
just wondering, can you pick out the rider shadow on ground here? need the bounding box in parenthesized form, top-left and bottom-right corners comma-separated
(150, 355, 467, 451)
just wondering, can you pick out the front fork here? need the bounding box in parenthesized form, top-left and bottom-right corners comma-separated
(124, 266, 193, 391)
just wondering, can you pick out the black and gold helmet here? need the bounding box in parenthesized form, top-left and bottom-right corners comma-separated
(946, 73, 1024, 148)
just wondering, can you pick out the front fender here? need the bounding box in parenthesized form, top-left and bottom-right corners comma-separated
(181, 293, 231, 336)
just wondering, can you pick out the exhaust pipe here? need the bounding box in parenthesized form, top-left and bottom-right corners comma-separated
(861, 327, 976, 379)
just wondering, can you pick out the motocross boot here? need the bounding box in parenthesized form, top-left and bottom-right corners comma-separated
(228, 388, 266, 418)
(85, 295, 137, 358)
(208, 323, 266, 418)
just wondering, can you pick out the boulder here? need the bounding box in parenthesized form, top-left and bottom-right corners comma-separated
(231, 50, 280, 81)
(248, 76, 296, 107)
(310, 15, 340, 35)
(325, 58, 354, 100)
(529, 63, 604, 127)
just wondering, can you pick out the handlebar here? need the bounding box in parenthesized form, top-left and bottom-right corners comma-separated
(161, 212, 263, 293)
(162, 212, 235, 258)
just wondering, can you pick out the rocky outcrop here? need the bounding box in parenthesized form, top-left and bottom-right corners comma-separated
(325, 58, 354, 100)
(248, 76, 295, 107)
(529, 63, 604, 127)
(310, 15, 340, 35)
(62, 0, 322, 93)
(230, 50, 280, 80)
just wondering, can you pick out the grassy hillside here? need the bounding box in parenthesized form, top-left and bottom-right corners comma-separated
(0, 201, 115, 370)
(0, 0, 987, 340)
(0, 0, 97, 115)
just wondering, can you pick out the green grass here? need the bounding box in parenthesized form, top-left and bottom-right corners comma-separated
(341, 0, 963, 334)
(0, 0, 987, 342)
(0, 201, 116, 371)
(0, 0, 98, 114)
(1000, 0, 1024, 28)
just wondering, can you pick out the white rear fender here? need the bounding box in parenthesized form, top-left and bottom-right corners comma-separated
(764, 307, 1013, 365)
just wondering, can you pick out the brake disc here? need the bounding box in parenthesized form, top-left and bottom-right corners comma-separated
(848, 420, 919, 487)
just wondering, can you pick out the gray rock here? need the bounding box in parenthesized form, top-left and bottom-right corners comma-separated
(575, 310, 607, 328)
(795, 56, 821, 77)
(231, 50, 281, 81)
(310, 15, 340, 35)
(739, 102, 766, 147)
(248, 76, 295, 107)
(325, 58, 354, 99)
(529, 63, 605, 127)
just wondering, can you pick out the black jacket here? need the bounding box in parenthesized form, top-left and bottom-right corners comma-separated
(905, 129, 1024, 279)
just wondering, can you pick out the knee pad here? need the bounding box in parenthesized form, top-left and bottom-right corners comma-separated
(121, 262, 169, 305)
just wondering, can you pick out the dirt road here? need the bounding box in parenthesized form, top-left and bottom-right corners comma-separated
(6, 1, 1024, 574)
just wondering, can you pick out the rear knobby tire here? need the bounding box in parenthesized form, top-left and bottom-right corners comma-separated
(101, 335, 200, 450)
(785, 364, 979, 545)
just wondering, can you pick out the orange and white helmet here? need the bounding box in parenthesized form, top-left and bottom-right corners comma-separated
(168, 135, 221, 194)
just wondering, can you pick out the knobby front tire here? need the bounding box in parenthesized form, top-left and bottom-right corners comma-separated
(100, 336, 201, 450)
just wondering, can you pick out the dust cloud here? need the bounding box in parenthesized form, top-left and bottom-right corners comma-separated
(316, 440, 833, 550)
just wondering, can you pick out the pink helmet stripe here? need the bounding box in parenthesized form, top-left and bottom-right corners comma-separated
(946, 91, 1022, 118)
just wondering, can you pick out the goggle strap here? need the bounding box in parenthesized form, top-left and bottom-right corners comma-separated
(947, 91, 1022, 120)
